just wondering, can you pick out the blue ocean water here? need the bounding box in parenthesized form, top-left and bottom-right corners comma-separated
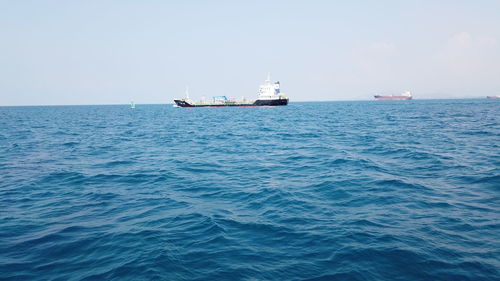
(0, 100, 499, 281)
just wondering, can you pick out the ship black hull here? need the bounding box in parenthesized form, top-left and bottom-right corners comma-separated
(253, 99, 288, 106)
(174, 98, 288, 107)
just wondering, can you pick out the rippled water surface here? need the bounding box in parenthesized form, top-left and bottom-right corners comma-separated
(1, 100, 499, 280)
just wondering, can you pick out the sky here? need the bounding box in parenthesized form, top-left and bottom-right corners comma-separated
(1, 0, 500, 105)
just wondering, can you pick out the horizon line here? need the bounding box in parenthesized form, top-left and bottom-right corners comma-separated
(0, 97, 493, 107)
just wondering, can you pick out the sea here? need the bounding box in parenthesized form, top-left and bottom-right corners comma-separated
(1, 99, 499, 281)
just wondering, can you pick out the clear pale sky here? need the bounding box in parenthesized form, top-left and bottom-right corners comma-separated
(1, 0, 500, 105)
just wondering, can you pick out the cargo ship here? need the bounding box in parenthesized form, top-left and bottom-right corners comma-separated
(174, 75, 288, 107)
(374, 91, 412, 101)
(486, 95, 500, 99)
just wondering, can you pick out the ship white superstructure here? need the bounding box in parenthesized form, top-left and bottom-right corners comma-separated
(257, 74, 287, 100)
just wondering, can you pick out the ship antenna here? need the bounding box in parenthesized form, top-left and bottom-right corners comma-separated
(185, 86, 189, 99)
(266, 72, 271, 82)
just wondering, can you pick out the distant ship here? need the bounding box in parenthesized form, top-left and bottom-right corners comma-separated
(174, 75, 289, 107)
(486, 95, 500, 99)
(374, 91, 412, 101)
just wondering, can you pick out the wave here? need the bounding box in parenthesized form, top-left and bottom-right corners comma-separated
(1, 101, 499, 280)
